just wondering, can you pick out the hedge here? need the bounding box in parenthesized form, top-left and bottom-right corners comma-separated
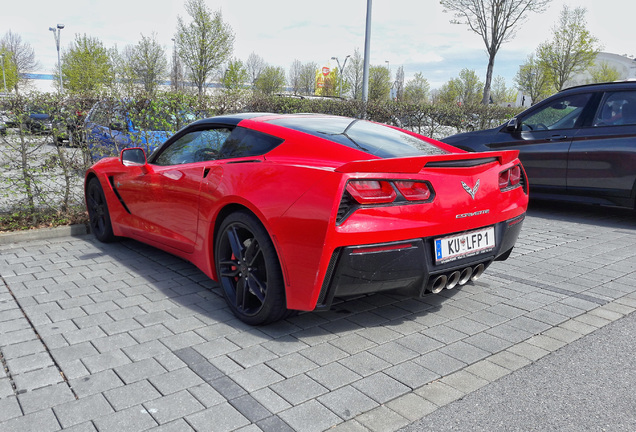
(0, 90, 522, 231)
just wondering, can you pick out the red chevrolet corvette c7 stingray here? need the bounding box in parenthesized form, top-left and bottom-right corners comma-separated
(85, 113, 529, 325)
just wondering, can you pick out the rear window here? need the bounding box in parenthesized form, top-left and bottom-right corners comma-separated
(268, 116, 448, 158)
(218, 127, 284, 159)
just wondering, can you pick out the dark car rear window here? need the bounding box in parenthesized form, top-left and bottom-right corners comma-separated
(219, 127, 284, 159)
(268, 116, 448, 158)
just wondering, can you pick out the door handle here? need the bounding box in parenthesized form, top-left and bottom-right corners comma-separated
(548, 135, 568, 141)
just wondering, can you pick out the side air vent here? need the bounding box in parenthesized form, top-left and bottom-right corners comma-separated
(108, 177, 131, 214)
(316, 249, 341, 308)
(336, 191, 357, 224)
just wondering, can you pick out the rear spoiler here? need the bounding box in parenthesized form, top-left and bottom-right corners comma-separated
(335, 150, 520, 174)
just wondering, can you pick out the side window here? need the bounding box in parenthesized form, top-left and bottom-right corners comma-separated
(218, 127, 284, 159)
(593, 91, 636, 126)
(110, 109, 126, 130)
(521, 93, 591, 131)
(90, 104, 124, 129)
(154, 127, 232, 166)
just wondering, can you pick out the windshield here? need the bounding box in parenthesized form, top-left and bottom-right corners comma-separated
(268, 116, 448, 158)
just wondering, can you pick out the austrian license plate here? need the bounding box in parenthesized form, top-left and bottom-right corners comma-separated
(434, 227, 495, 263)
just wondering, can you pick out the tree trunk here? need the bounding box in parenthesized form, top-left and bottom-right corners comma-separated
(481, 51, 496, 105)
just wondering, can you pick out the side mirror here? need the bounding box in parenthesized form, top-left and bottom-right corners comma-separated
(506, 118, 519, 132)
(121, 147, 147, 166)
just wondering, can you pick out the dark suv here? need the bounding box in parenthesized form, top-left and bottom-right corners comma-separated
(443, 81, 636, 209)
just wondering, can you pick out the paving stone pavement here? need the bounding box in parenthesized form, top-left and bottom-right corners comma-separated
(1, 201, 635, 432)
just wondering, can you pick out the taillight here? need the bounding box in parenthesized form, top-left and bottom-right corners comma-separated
(499, 164, 523, 191)
(498, 170, 510, 189)
(394, 181, 432, 201)
(346, 180, 396, 204)
(510, 165, 521, 185)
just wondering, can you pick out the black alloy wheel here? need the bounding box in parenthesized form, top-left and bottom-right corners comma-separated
(215, 211, 287, 325)
(86, 177, 116, 243)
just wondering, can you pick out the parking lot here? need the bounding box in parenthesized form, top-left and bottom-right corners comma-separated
(1, 201, 635, 432)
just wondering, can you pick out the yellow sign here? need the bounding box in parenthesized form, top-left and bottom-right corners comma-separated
(315, 65, 337, 96)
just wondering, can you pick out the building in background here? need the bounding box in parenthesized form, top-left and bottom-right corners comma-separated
(566, 52, 636, 88)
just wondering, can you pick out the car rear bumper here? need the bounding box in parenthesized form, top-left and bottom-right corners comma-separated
(315, 213, 525, 309)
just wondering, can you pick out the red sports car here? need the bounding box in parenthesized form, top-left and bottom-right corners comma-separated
(85, 113, 528, 325)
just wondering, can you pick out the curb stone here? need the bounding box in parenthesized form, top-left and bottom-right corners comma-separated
(0, 224, 90, 245)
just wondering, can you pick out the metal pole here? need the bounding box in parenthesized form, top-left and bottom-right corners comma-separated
(361, 0, 372, 118)
(50, 24, 64, 92)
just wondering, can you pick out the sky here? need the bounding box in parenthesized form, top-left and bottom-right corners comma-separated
(3, 0, 636, 91)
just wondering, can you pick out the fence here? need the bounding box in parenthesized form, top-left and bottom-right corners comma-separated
(0, 90, 522, 230)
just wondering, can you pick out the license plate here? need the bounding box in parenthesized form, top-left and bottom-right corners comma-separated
(434, 227, 495, 263)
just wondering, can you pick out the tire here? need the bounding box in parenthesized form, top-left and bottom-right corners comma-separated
(215, 211, 288, 325)
(86, 177, 117, 243)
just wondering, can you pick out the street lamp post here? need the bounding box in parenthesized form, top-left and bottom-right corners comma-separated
(0, 53, 6, 94)
(49, 23, 64, 91)
(330, 55, 350, 97)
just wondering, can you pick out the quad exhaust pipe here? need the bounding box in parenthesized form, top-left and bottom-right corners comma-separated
(427, 263, 487, 294)
(430, 275, 447, 294)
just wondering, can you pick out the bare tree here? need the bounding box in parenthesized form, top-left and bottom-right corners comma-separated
(1, 30, 38, 93)
(536, 6, 600, 91)
(289, 59, 302, 94)
(246, 52, 266, 87)
(175, 0, 234, 96)
(299, 62, 318, 95)
(395, 66, 405, 102)
(440, 0, 549, 104)
(170, 39, 185, 91)
(283, 59, 317, 95)
(112, 45, 137, 94)
(343, 48, 364, 100)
